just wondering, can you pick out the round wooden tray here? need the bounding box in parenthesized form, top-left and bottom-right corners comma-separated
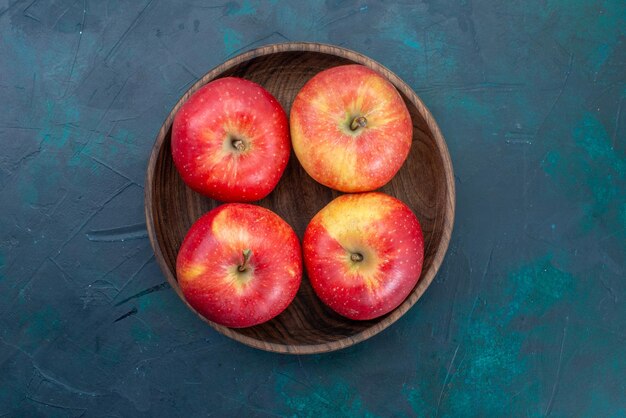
(145, 42, 455, 354)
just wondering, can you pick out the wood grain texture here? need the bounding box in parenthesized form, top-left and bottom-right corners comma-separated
(144, 42, 455, 354)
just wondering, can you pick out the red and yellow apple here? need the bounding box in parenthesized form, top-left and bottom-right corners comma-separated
(172, 77, 290, 202)
(290, 64, 412, 192)
(303, 192, 424, 320)
(176, 204, 302, 328)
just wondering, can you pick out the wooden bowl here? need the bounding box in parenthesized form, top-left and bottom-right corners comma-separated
(145, 43, 455, 354)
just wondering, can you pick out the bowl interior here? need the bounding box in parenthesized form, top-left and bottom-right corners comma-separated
(147, 46, 454, 354)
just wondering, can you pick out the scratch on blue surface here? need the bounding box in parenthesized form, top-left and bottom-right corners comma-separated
(86, 223, 148, 242)
(5, 30, 87, 205)
(404, 256, 575, 416)
(410, 28, 457, 81)
(16, 99, 81, 204)
(510, 0, 626, 75)
(276, 374, 378, 418)
(40, 100, 80, 151)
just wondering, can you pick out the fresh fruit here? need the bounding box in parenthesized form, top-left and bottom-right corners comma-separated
(303, 192, 424, 320)
(176, 204, 302, 328)
(172, 77, 290, 202)
(290, 64, 412, 192)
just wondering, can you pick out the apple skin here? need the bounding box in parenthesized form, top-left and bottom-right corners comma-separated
(176, 204, 302, 328)
(172, 77, 290, 202)
(290, 65, 412, 192)
(303, 192, 424, 320)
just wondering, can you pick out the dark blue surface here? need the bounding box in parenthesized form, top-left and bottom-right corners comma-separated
(1, 0, 625, 416)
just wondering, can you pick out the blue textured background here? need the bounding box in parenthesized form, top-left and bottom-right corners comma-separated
(1, 0, 625, 416)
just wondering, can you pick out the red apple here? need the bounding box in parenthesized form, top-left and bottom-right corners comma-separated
(303, 192, 424, 320)
(176, 204, 302, 328)
(172, 77, 290, 202)
(290, 64, 412, 192)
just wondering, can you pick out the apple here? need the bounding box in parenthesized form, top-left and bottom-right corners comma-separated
(172, 77, 290, 202)
(176, 203, 302, 328)
(303, 192, 424, 320)
(290, 64, 412, 192)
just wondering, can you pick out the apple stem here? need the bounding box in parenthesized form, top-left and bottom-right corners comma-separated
(350, 252, 364, 262)
(350, 116, 367, 131)
(238, 249, 252, 272)
(231, 138, 246, 152)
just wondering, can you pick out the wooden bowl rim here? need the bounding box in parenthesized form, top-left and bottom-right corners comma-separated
(144, 42, 456, 354)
